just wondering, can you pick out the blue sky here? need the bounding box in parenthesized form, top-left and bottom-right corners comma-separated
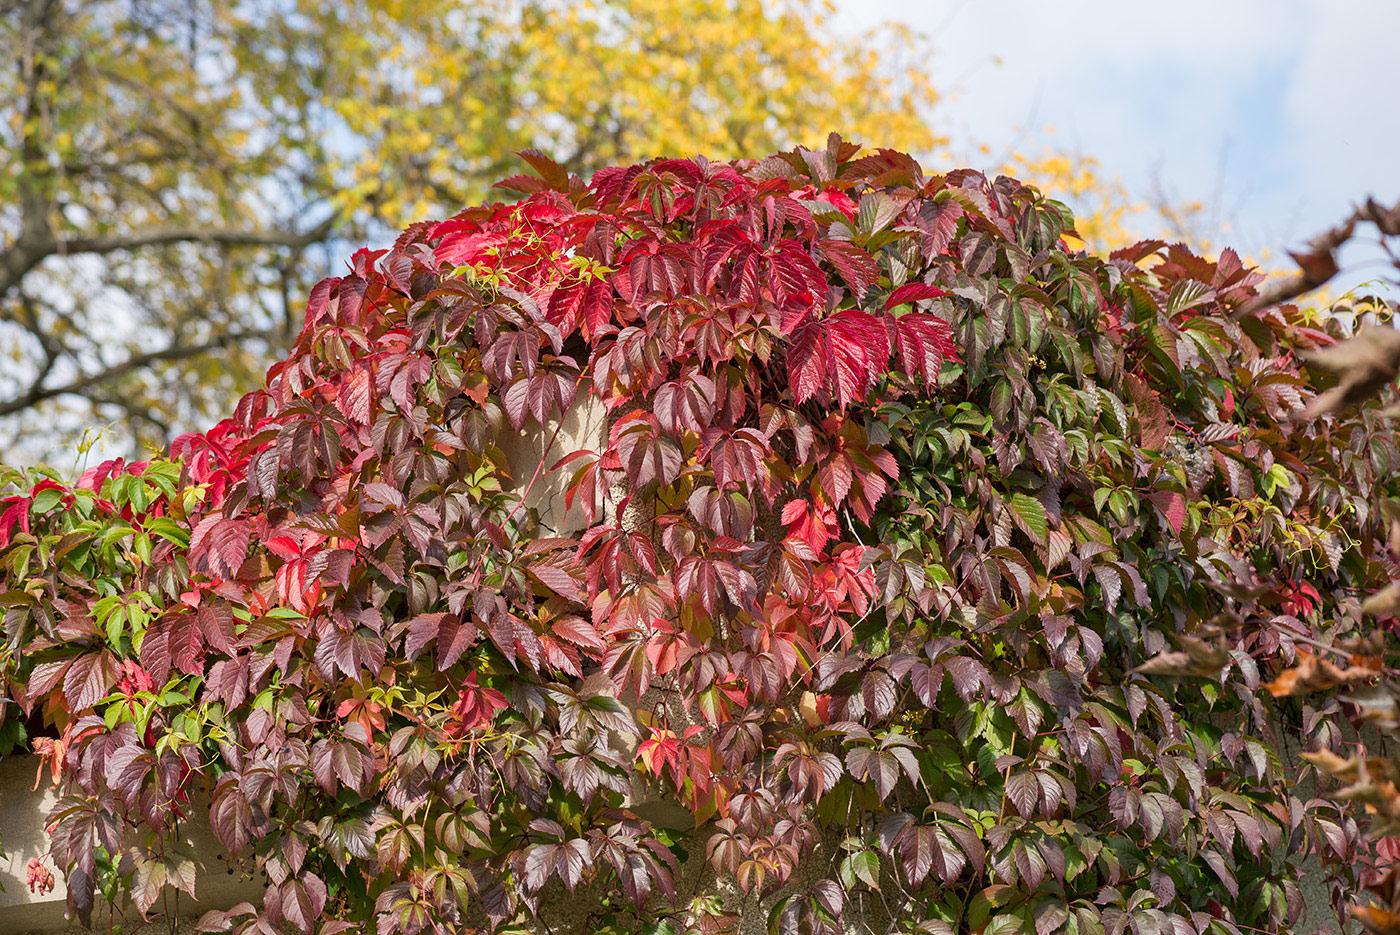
(832, 0, 1399, 297)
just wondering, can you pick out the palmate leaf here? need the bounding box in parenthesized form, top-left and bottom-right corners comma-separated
(820, 239, 879, 298)
(787, 310, 889, 409)
(140, 609, 205, 681)
(613, 412, 682, 488)
(893, 312, 957, 384)
(517, 148, 571, 192)
(503, 369, 577, 430)
(654, 373, 717, 436)
(337, 365, 374, 424)
(856, 191, 906, 238)
(524, 838, 593, 892)
(914, 199, 964, 259)
(62, 651, 118, 711)
(188, 513, 250, 578)
(839, 849, 881, 891)
(884, 283, 951, 311)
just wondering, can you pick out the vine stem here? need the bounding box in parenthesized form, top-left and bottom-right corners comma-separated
(502, 368, 593, 530)
(502, 416, 569, 529)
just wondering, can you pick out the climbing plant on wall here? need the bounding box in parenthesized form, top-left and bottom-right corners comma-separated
(0, 137, 1391, 935)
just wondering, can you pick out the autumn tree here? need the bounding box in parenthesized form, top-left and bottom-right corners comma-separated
(0, 0, 938, 462)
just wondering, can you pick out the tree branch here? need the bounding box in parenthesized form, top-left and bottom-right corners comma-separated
(0, 328, 278, 419)
(0, 212, 339, 298)
(1234, 197, 1400, 319)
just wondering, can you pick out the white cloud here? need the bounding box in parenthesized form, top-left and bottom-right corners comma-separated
(831, 0, 1399, 295)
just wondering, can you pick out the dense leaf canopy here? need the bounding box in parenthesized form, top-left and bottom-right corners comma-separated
(0, 140, 1390, 935)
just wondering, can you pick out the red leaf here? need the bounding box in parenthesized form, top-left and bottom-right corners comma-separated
(25, 658, 74, 708)
(787, 310, 892, 409)
(530, 563, 585, 604)
(786, 319, 828, 406)
(893, 312, 958, 383)
(189, 514, 250, 578)
(338, 366, 373, 424)
(0, 497, 31, 548)
(145, 611, 206, 680)
(303, 276, 338, 326)
(914, 200, 963, 259)
(819, 240, 878, 299)
(1145, 490, 1187, 535)
(827, 310, 887, 408)
(884, 282, 951, 311)
(613, 413, 682, 488)
(437, 616, 480, 670)
(63, 652, 117, 711)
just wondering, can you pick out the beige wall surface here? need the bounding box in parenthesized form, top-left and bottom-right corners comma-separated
(0, 755, 262, 935)
(498, 393, 608, 536)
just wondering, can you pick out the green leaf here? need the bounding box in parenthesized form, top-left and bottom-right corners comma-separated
(968, 885, 1014, 929)
(843, 849, 880, 890)
(1006, 493, 1048, 545)
(143, 517, 190, 547)
(31, 488, 63, 514)
(983, 913, 1026, 935)
(857, 191, 903, 237)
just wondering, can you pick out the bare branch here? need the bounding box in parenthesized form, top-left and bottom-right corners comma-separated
(1234, 198, 1400, 319)
(0, 212, 339, 297)
(0, 328, 278, 419)
(58, 218, 338, 257)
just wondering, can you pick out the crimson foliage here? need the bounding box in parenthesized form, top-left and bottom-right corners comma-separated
(0, 138, 1389, 935)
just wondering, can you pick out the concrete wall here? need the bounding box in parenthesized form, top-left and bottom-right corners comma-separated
(498, 394, 608, 536)
(0, 755, 264, 935)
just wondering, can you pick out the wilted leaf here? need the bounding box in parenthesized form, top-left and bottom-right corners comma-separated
(1297, 325, 1400, 420)
(1266, 649, 1380, 697)
(1133, 636, 1228, 678)
(1364, 582, 1400, 617)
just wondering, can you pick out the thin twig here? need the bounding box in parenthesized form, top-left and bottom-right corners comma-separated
(1233, 197, 1400, 319)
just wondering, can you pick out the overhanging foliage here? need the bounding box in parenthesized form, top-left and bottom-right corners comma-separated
(0, 138, 1389, 935)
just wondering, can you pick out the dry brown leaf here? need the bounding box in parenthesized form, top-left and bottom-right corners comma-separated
(1203, 578, 1277, 603)
(1370, 866, 1400, 905)
(1352, 904, 1400, 935)
(1355, 868, 1400, 935)
(1289, 247, 1341, 287)
(1266, 649, 1381, 697)
(1132, 635, 1229, 678)
(1364, 582, 1400, 617)
(1343, 682, 1400, 732)
(1380, 500, 1400, 556)
(1343, 630, 1392, 659)
(1302, 748, 1362, 782)
(1297, 325, 1400, 420)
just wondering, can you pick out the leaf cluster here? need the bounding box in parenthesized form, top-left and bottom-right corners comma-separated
(1, 138, 1393, 935)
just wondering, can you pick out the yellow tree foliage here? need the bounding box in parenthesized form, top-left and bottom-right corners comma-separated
(239, 0, 942, 226)
(2, 0, 1154, 463)
(0, 0, 945, 462)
